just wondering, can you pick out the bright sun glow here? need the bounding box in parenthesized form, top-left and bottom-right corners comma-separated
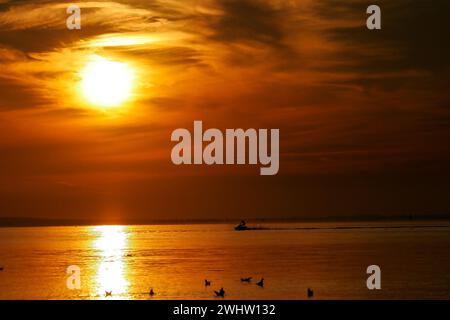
(93, 226, 129, 298)
(81, 56, 134, 108)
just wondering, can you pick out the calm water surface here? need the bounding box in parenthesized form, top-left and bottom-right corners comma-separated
(0, 221, 449, 299)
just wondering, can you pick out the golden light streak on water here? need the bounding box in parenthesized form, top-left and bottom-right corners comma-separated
(93, 226, 129, 299)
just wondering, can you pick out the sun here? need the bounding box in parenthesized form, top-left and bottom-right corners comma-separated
(81, 55, 134, 108)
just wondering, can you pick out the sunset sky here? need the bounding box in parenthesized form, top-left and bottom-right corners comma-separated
(0, 0, 449, 221)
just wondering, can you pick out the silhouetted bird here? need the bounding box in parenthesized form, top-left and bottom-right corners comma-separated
(205, 279, 211, 286)
(105, 291, 112, 297)
(256, 278, 264, 287)
(149, 288, 155, 296)
(0, 267, 4, 271)
(241, 277, 252, 282)
(214, 288, 225, 297)
(307, 288, 314, 298)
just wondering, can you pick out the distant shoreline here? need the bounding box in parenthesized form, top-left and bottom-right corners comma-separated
(0, 214, 449, 228)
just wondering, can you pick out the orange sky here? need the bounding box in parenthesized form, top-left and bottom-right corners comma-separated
(0, 0, 449, 221)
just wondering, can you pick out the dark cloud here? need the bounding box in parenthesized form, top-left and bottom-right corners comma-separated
(211, 0, 284, 47)
(0, 77, 48, 110)
(314, 0, 450, 84)
(0, 28, 103, 53)
(0, 0, 39, 11)
(34, 107, 97, 118)
(110, 45, 204, 66)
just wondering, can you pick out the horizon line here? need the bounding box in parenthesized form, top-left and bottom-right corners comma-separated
(1, 213, 449, 228)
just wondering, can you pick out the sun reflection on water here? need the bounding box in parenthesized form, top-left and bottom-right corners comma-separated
(93, 226, 129, 299)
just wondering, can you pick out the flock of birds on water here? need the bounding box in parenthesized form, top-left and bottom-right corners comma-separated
(209, 277, 266, 298)
(2, 222, 317, 299)
(0, 266, 314, 299)
(101, 277, 314, 299)
(206, 277, 314, 298)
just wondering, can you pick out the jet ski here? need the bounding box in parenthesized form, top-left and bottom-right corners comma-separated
(234, 220, 249, 231)
(234, 224, 249, 231)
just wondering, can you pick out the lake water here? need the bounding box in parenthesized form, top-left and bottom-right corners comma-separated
(0, 221, 449, 299)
